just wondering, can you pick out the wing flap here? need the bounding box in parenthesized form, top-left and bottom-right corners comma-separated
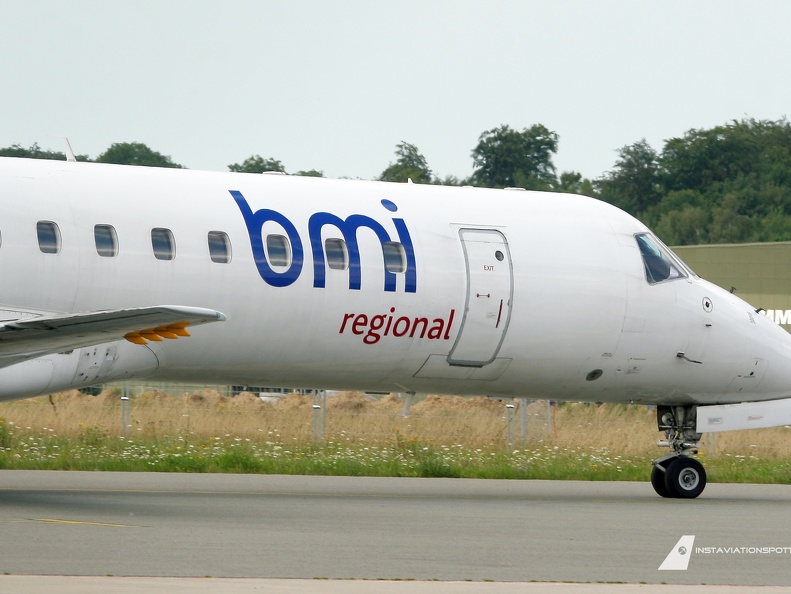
(0, 305, 226, 367)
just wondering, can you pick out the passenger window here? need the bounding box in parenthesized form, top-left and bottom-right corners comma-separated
(151, 228, 175, 261)
(325, 238, 348, 270)
(37, 221, 61, 254)
(94, 224, 118, 257)
(635, 233, 685, 284)
(383, 241, 406, 273)
(208, 231, 232, 264)
(266, 234, 290, 267)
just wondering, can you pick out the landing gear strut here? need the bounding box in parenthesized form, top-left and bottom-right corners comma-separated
(651, 405, 707, 498)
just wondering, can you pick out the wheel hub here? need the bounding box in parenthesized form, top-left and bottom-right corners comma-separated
(678, 467, 700, 490)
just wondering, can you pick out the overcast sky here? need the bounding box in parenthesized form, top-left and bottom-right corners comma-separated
(1, 1, 788, 181)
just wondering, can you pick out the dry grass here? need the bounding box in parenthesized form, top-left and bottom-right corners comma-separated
(1, 389, 790, 457)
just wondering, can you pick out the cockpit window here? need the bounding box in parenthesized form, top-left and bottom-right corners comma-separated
(635, 233, 687, 284)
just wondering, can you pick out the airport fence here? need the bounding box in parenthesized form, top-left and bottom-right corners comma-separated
(79, 382, 557, 450)
(7, 383, 790, 457)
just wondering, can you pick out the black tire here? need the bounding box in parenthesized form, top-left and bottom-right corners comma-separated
(664, 457, 707, 499)
(651, 463, 673, 498)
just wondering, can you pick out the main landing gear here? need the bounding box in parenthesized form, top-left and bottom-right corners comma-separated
(650, 405, 707, 498)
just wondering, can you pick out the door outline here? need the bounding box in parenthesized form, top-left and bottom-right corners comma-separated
(447, 228, 514, 367)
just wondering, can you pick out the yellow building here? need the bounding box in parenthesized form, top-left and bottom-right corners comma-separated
(674, 242, 791, 331)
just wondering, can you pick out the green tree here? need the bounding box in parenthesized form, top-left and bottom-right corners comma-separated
(379, 142, 432, 183)
(96, 142, 183, 168)
(0, 142, 89, 161)
(708, 193, 754, 243)
(653, 205, 710, 246)
(759, 207, 791, 242)
(596, 118, 791, 245)
(470, 124, 558, 189)
(434, 175, 462, 186)
(660, 120, 773, 193)
(552, 171, 595, 196)
(294, 169, 324, 177)
(596, 140, 662, 213)
(678, 121, 791, 243)
(228, 155, 286, 174)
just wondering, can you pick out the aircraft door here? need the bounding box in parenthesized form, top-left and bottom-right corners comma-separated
(447, 229, 513, 367)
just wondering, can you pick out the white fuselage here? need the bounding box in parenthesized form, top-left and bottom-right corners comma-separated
(2, 157, 791, 405)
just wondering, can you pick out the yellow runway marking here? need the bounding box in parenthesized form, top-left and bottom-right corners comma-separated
(31, 518, 138, 528)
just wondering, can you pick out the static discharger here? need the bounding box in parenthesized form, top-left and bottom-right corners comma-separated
(124, 322, 191, 345)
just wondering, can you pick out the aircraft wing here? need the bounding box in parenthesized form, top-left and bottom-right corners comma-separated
(0, 305, 226, 368)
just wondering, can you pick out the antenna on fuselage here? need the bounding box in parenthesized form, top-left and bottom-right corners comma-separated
(62, 138, 77, 162)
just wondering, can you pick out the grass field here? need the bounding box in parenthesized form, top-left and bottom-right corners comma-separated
(1, 389, 790, 483)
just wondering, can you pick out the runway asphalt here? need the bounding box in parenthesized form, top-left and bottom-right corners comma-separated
(1, 471, 790, 591)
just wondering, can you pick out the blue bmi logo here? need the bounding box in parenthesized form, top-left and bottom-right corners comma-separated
(231, 191, 417, 292)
